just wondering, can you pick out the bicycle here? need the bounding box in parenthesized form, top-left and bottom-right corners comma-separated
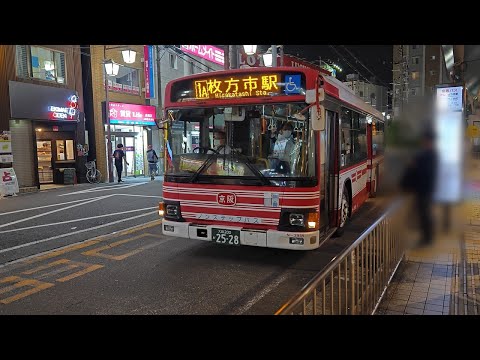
(85, 159, 101, 184)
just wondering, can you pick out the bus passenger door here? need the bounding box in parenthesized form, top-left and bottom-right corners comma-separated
(319, 110, 340, 231)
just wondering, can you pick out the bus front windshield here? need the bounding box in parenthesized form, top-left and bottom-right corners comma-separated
(165, 103, 317, 187)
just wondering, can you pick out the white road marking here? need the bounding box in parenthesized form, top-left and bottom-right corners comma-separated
(58, 182, 147, 196)
(0, 211, 157, 254)
(116, 194, 163, 199)
(0, 219, 165, 269)
(0, 198, 88, 216)
(231, 273, 289, 315)
(0, 195, 113, 229)
(0, 207, 157, 233)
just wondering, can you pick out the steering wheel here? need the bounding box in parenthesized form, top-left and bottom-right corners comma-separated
(193, 147, 218, 154)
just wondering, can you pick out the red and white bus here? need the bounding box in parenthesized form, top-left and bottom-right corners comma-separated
(159, 66, 385, 250)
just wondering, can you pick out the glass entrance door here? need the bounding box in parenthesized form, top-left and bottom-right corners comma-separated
(36, 140, 53, 184)
(124, 137, 135, 176)
(112, 135, 143, 177)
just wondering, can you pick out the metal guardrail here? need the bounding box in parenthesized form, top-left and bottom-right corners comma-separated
(275, 198, 407, 315)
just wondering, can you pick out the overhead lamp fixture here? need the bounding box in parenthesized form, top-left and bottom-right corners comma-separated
(243, 45, 257, 55)
(263, 48, 273, 67)
(121, 49, 137, 64)
(104, 59, 119, 76)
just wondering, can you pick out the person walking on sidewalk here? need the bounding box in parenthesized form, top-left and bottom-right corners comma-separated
(113, 144, 129, 183)
(146, 145, 159, 180)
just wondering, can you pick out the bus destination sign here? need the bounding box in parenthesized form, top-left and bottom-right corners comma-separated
(194, 74, 282, 99)
(170, 71, 306, 102)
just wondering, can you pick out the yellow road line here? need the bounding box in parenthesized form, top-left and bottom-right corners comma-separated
(22, 259, 71, 275)
(22, 258, 104, 283)
(56, 264, 104, 282)
(82, 233, 163, 261)
(0, 276, 54, 304)
(22, 219, 163, 265)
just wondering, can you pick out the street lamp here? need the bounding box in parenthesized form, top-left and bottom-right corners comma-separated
(121, 49, 136, 64)
(263, 48, 273, 67)
(242, 45, 257, 55)
(262, 45, 283, 67)
(103, 57, 117, 183)
(102, 46, 137, 183)
(104, 59, 119, 76)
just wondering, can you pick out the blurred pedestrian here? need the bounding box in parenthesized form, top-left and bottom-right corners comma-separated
(113, 144, 129, 183)
(401, 129, 438, 246)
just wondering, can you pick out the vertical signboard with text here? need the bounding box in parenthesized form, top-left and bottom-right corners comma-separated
(434, 85, 464, 203)
(144, 45, 155, 99)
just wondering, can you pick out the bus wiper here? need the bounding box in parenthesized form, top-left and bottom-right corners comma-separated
(234, 152, 272, 186)
(189, 152, 217, 183)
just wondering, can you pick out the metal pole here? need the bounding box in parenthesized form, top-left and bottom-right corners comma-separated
(104, 45, 114, 183)
(224, 45, 230, 70)
(272, 45, 277, 67)
(279, 45, 284, 66)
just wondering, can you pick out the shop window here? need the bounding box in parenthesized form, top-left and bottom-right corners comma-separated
(16, 45, 66, 84)
(56, 140, 75, 161)
(106, 65, 140, 95)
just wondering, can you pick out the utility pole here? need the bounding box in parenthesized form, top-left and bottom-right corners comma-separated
(224, 45, 229, 70)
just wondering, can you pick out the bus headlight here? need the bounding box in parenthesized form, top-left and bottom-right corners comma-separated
(166, 204, 179, 217)
(163, 200, 183, 221)
(279, 209, 319, 231)
(289, 213, 304, 226)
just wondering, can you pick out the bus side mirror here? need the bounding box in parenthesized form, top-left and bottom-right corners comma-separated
(311, 105, 325, 131)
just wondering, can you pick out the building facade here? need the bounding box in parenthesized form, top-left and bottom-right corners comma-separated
(82, 45, 224, 182)
(392, 45, 449, 120)
(0, 45, 86, 190)
(343, 75, 389, 115)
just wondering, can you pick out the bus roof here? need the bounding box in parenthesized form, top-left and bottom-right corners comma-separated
(164, 66, 385, 121)
(320, 74, 384, 120)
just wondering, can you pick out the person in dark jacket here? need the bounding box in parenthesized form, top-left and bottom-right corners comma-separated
(112, 144, 129, 183)
(401, 129, 438, 246)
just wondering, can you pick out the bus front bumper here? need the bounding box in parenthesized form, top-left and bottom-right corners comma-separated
(161, 220, 320, 250)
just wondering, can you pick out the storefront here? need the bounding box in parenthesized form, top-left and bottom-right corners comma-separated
(8, 81, 84, 187)
(105, 102, 156, 178)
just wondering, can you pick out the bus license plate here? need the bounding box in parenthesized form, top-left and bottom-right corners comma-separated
(212, 228, 241, 246)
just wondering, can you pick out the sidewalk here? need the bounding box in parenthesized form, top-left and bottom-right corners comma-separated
(377, 156, 480, 315)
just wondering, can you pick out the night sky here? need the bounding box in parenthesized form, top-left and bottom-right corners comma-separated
(281, 45, 393, 89)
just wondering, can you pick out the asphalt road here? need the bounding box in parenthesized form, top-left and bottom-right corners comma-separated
(0, 179, 388, 314)
(0, 178, 163, 265)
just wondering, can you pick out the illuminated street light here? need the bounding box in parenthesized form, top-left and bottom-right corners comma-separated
(104, 59, 119, 76)
(121, 49, 137, 64)
(243, 45, 257, 55)
(263, 48, 273, 67)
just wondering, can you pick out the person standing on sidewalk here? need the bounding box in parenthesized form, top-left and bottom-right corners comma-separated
(146, 145, 159, 180)
(113, 144, 129, 183)
(401, 129, 438, 246)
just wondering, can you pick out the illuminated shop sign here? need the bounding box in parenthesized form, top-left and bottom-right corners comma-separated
(108, 102, 156, 126)
(48, 95, 79, 120)
(9, 81, 80, 122)
(180, 45, 224, 65)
